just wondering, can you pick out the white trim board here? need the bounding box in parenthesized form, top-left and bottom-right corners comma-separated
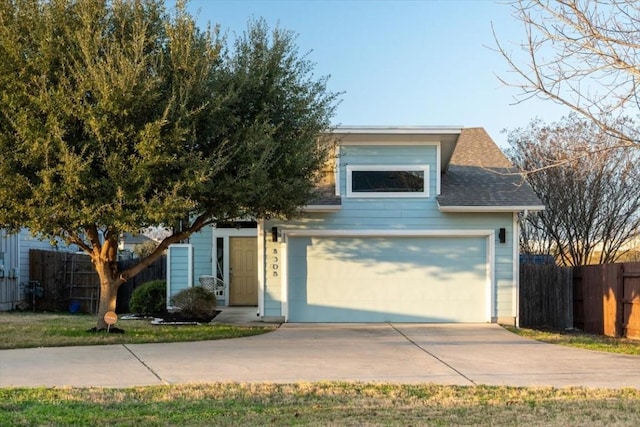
(257, 221, 265, 318)
(438, 205, 546, 213)
(335, 144, 341, 196)
(282, 229, 495, 240)
(436, 141, 442, 195)
(512, 212, 520, 327)
(211, 227, 258, 307)
(338, 139, 446, 146)
(334, 126, 463, 135)
(280, 240, 289, 322)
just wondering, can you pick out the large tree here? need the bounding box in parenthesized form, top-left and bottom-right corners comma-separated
(0, 0, 338, 329)
(494, 0, 640, 151)
(507, 115, 640, 266)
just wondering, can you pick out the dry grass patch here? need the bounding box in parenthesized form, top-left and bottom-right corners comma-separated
(506, 326, 640, 356)
(1, 383, 639, 426)
(0, 312, 273, 349)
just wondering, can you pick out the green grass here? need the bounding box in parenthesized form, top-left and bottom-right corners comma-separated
(0, 312, 274, 349)
(506, 326, 640, 355)
(1, 383, 639, 426)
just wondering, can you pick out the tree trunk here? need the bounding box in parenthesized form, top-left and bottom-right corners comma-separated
(94, 258, 122, 330)
(84, 225, 195, 330)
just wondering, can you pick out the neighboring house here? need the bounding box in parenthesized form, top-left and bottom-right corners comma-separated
(167, 127, 544, 324)
(118, 232, 157, 260)
(0, 228, 79, 311)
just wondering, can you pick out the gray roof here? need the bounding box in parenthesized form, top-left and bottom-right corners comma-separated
(121, 232, 155, 245)
(436, 128, 544, 211)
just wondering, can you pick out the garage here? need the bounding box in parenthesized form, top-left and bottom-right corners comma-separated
(286, 235, 489, 322)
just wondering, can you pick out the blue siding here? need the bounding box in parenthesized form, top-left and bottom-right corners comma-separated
(263, 144, 517, 321)
(189, 228, 227, 305)
(168, 246, 191, 301)
(341, 145, 438, 196)
(190, 227, 213, 284)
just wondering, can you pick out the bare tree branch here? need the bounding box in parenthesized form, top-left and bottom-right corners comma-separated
(493, 0, 640, 151)
(508, 114, 640, 266)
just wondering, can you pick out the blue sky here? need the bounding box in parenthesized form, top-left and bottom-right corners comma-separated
(184, 0, 570, 147)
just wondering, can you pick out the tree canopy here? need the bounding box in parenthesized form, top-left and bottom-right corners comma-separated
(507, 114, 640, 266)
(0, 0, 339, 328)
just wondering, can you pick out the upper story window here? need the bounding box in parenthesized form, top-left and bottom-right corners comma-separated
(346, 165, 430, 198)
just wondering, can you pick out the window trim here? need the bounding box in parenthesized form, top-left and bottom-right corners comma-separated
(346, 164, 430, 198)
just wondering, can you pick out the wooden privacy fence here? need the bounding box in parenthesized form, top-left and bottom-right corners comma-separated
(519, 263, 573, 330)
(116, 256, 166, 313)
(573, 262, 640, 339)
(29, 249, 166, 314)
(29, 249, 100, 313)
(520, 261, 640, 339)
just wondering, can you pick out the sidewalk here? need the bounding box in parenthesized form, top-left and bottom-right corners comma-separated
(211, 306, 266, 326)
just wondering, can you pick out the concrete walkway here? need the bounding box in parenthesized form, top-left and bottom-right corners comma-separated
(1, 319, 639, 389)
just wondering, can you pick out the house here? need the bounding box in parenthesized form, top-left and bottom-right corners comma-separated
(118, 232, 158, 260)
(167, 127, 544, 324)
(0, 228, 79, 310)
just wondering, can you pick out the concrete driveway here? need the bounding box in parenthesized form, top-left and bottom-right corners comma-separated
(1, 323, 638, 388)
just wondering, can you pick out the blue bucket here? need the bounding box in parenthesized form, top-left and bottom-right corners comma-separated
(69, 300, 81, 314)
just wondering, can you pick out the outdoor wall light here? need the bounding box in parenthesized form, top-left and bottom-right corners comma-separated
(271, 227, 278, 242)
(498, 228, 506, 244)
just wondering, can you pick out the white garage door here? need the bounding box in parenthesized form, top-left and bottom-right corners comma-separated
(287, 236, 488, 322)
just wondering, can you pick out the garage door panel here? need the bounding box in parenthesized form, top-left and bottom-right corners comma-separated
(288, 236, 488, 322)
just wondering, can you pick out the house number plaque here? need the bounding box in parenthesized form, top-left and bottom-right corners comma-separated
(272, 248, 279, 277)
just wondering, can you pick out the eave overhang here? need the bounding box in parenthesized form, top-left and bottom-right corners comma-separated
(437, 204, 546, 213)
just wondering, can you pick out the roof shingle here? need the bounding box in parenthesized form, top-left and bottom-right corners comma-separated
(436, 128, 543, 210)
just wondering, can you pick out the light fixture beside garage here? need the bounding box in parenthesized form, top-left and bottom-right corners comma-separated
(498, 228, 506, 244)
(271, 227, 279, 242)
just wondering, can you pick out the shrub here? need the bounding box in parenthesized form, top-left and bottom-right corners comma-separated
(129, 280, 166, 314)
(170, 286, 217, 321)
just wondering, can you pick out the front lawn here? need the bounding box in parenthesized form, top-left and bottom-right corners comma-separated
(506, 326, 640, 356)
(0, 312, 274, 349)
(1, 383, 639, 426)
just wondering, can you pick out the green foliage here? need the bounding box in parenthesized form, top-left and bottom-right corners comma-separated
(0, 0, 214, 233)
(0, 0, 339, 324)
(0, 0, 338, 239)
(170, 286, 217, 320)
(129, 280, 167, 315)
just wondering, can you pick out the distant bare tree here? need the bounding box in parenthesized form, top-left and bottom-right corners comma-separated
(508, 115, 640, 266)
(494, 0, 640, 153)
(133, 240, 159, 259)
